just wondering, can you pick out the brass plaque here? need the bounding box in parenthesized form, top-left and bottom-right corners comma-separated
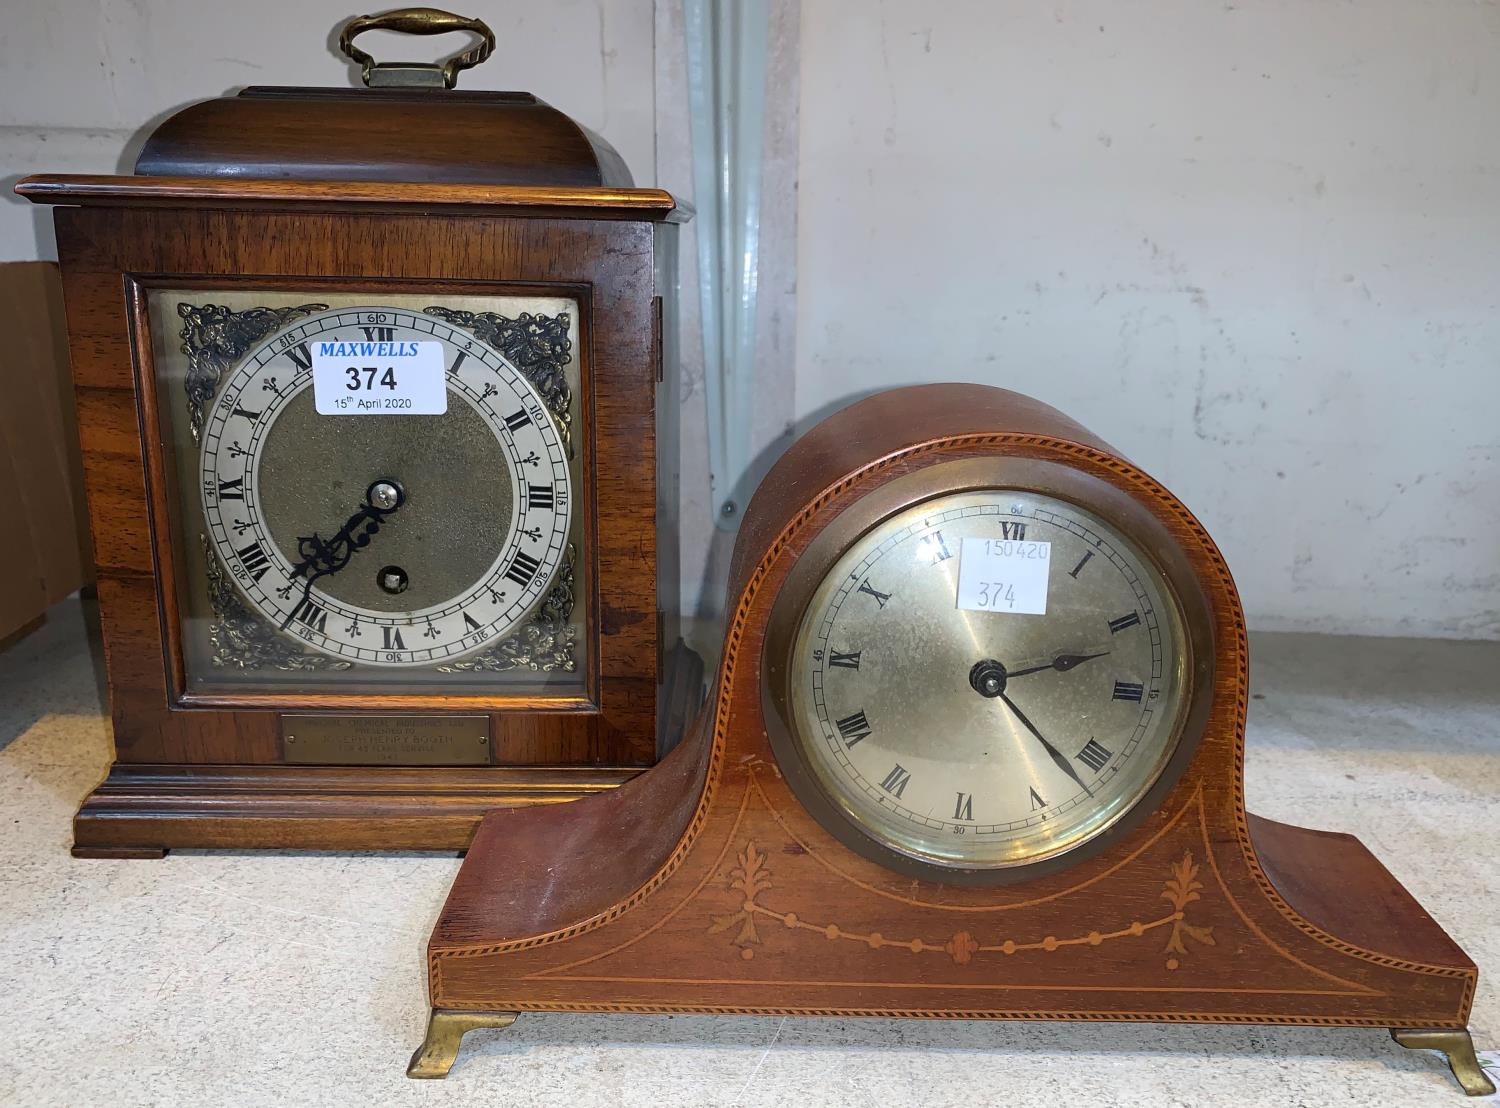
(281, 715, 490, 766)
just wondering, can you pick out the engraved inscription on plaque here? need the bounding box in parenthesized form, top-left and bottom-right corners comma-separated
(281, 715, 491, 766)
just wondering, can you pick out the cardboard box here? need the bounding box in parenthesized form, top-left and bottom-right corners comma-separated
(0, 261, 90, 644)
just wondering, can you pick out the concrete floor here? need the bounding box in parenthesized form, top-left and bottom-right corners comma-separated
(1, 597, 1496, 1107)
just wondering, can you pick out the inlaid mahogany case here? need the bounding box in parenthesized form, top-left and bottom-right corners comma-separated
(411, 386, 1490, 1095)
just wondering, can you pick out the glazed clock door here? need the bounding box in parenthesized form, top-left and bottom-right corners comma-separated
(144, 287, 589, 700)
(781, 488, 1191, 877)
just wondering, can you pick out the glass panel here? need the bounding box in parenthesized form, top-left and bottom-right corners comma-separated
(144, 286, 588, 699)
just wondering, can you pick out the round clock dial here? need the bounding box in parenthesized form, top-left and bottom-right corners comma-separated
(199, 306, 571, 668)
(784, 488, 1190, 875)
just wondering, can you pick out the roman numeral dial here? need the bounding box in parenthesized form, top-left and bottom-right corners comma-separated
(505, 550, 542, 587)
(878, 764, 911, 799)
(236, 540, 271, 582)
(787, 488, 1186, 874)
(283, 342, 312, 371)
(1076, 738, 1113, 773)
(835, 710, 873, 748)
(195, 304, 575, 669)
(290, 597, 327, 633)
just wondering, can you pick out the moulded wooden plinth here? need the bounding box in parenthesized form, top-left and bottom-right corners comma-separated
(69, 643, 704, 856)
(415, 386, 1485, 1092)
(71, 763, 637, 854)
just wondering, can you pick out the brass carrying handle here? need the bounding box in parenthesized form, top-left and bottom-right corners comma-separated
(338, 8, 495, 89)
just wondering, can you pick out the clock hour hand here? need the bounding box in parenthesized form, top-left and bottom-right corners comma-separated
(995, 689, 1094, 798)
(279, 479, 405, 629)
(1005, 651, 1110, 679)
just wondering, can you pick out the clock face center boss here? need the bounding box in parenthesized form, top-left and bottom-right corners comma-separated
(780, 488, 1189, 876)
(200, 306, 571, 668)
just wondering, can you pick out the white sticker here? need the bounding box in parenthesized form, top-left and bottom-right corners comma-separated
(312, 338, 448, 415)
(956, 536, 1052, 614)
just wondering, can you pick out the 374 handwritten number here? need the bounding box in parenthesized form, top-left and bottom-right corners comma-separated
(345, 366, 398, 391)
(974, 581, 1017, 610)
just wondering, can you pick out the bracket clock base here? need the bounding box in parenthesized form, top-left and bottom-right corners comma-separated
(69, 764, 639, 855)
(69, 643, 704, 856)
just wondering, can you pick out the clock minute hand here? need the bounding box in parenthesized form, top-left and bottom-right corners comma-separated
(996, 688, 1094, 798)
(1005, 651, 1110, 680)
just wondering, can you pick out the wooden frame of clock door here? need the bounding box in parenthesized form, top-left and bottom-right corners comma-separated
(124, 273, 598, 713)
(414, 384, 1488, 1095)
(18, 178, 688, 855)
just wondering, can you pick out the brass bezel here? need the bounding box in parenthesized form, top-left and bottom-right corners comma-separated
(762, 451, 1217, 887)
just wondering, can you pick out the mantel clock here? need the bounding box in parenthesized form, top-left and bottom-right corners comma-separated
(17, 9, 694, 856)
(410, 385, 1490, 1096)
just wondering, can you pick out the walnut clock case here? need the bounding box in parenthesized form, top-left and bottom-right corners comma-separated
(16, 10, 693, 856)
(413, 385, 1489, 1095)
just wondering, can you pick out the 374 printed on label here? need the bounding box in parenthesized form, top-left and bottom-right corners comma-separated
(956, 535, 1052, 614)
(312, 337, 447, 415)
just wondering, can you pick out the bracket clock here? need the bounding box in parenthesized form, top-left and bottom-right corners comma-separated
(411, 385, 1490, 1095)
(17, 9, 694, 856)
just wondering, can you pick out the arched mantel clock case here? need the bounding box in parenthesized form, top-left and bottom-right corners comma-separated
(410, 385, 1490, 1096)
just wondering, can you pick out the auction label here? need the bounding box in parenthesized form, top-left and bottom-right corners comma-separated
(956, 536, 1051, 615)
(312, 338, 448, 415)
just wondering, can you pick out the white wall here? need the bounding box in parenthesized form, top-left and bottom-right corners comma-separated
(4, 1, 1497, 639)
(654, 0, 801, 619)
(0, 0, 780, 628)
(796, 1, 1500, 639)
(0, 0, 658, 258)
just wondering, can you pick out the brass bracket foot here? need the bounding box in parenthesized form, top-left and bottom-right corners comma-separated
(1391, 1028, 1496, 1096)
(406, 1009, 518, 1079)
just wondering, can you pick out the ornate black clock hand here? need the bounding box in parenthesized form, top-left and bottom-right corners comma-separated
(995, 688, 1094, 798)
(1005, 651, 1110, 679)
(280, 480, 405, 629)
